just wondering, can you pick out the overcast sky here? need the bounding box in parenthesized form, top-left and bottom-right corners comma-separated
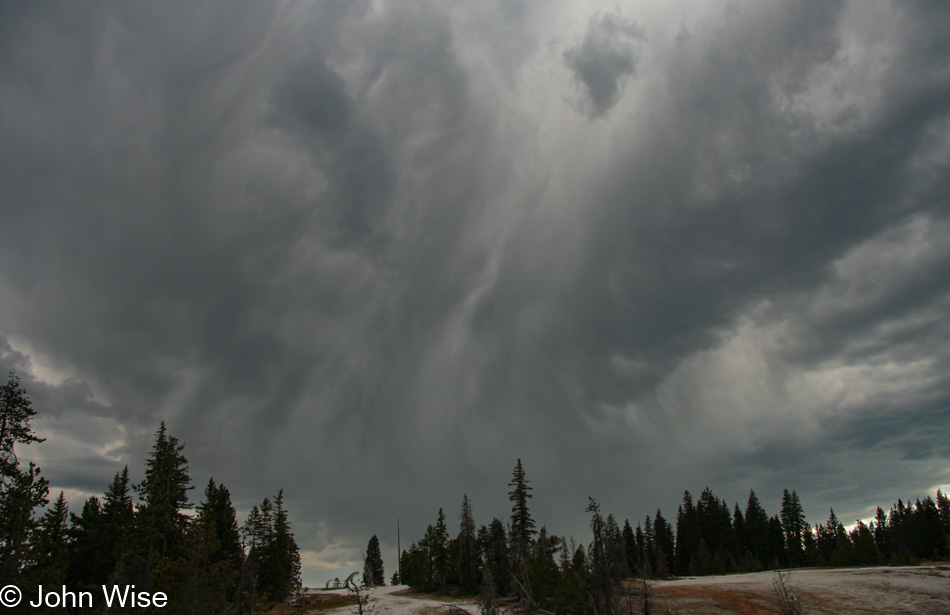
(2, 0, 949, 586)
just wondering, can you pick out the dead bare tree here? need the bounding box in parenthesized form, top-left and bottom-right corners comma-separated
(772, 571, 803, 615)
(346, 572, 375, 615)
(478, 565, 499, 615)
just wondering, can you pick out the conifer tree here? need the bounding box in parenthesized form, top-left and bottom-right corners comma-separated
(528, 527, 561, 607)
(653, 510, 674, 579)
(255, 490, 301, 602)
(767, 515, 786, 568)
(67, 495, 106, 591)
(743, 490, 769, 569)
(187, 478, 243, 610)
(425, 508, 449, 590)
(133, 422, 193, 590)
(586, 498, 622, 615)
(0, 372, 45, 483)
(479, 518, 509, 597)
(101, 465, 135, 582)
(508, 459, 535, 568)
(817, 509, 841, 563)
(0, 373, 48, 581)
(621, 519, 637, 575)
(198, 478, 243, 575)
(780, 489, 806, 566)
(364, 535, 385, 587)
(674, 491, 696, 575)
(456, 494, 479, 593)
(0, 460, 47, 580)
(29, 491, 70, 588)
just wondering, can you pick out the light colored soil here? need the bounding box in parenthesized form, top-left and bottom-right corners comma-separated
(304, 567, 950, 614)
(647, 565, 950, 615)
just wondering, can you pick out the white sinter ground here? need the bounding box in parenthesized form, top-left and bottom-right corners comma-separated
(308, 566, 950, 614)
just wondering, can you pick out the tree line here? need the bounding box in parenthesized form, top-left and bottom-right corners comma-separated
(391, 459, 950, 614)
(0, 372, 301, 613)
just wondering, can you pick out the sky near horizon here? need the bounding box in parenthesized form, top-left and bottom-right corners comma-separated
(1, 0, 949, 586)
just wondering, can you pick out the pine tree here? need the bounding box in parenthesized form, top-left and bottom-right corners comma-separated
(621, 519, 637, 575)
(674, 491, 697, 575)
(479, 518, 509, 597)
(364, 535, 385, 587)
(0, 372, 45, 483)
(817, 509, 841, 563)
(586, 498, 622, 615)
(67, 495, 106, 591)
(850, 520, 880, 565)
(456, 494, 479, 593)
(198, 479, 243, 575)
(133, 422, 193, 590)
(255, 490, 301, 602)
(766, 515, 786, 568)
(653, 510, 674, 579)
(101, 466, 135, 582)
(0, 461, 47, 580)
(743, 490, 769, 569)
(508, 459, 535, 569)
(0, 373, 48, 580)
(188, 478, 243, 609)
(29, 491, 70, 588)
(780, 489, 806, 567)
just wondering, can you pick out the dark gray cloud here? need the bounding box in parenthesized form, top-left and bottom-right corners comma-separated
(565, 11, 644, 118)
(1, 0, 950, 584)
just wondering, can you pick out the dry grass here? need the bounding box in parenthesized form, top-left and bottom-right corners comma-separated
(261, 592, 357, 614)
(656, 585, 780, 614)
(389, 589, 472, 603)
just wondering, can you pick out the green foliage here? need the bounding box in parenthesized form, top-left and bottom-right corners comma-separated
(131, 421, 193, 593)
(245, 489, 301, 604)
(27, 491, 71, 593)
(508, 459, 535, 568)
(780, 490, 806, 567)
(456, 494, 479, 593)
(0, 376, 311, 614)
(0, 372, 49, 580)
(586, 499, 624, 615)
(363, 534, 385, 587)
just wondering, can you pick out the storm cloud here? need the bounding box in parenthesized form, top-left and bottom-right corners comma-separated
(565, 11, 644, 118)
(1, 0, 949, 584)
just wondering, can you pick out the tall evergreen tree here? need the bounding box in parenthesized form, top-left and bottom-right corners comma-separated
(133, 422, 193, 590)
(780, 489, 806, 566)
(101, 465, 135, 583)
(528, 527, 561, 607)
(198, 478, 243, 574)
(621, 519, 637, 575)
(586, 499, 622, 615)
(430, 508, 449, 590)
(743, 490, 769, 570)
(0, 372, 45, 482)
(457, 494, 479, 593)
(653, 510, 674, 579)
(255, 490, 301, 602)
(0, 373, 48, 581)
(674, 491, 697, 575)
(0, 461, 47, 580)
(364, 535, 385, 587)
(508, 459, 536, 569)
(479, 518, 509, 597)
(67, 495, 106, 592)
(186, 477, 243, 610)
(29, 491, 70, 588)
